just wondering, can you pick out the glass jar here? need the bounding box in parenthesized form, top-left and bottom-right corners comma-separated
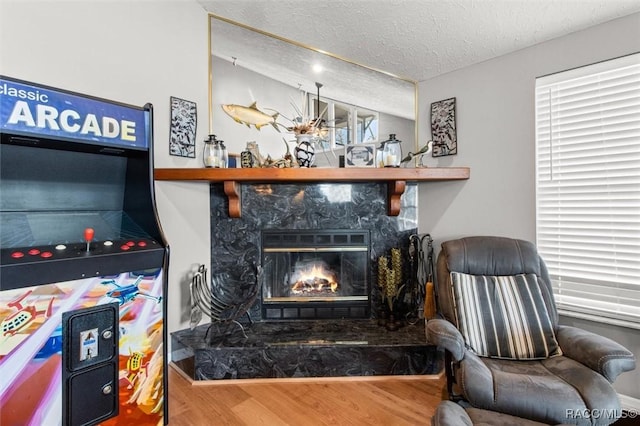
(380, 134, 402, 167)
(203, 134, 228, 168)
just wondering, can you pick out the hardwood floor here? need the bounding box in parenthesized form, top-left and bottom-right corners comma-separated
(167, 364, 448, 425)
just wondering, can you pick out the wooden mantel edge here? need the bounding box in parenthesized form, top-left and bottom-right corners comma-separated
(154, 167, 470, 218)
(153, 167, 470, 182)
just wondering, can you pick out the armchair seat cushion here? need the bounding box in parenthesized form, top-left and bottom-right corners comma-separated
(460, 355, 621, 425)
(451, 272, 561, 360)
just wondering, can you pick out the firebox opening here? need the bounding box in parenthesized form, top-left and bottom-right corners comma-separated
(261, 230, 370, 320)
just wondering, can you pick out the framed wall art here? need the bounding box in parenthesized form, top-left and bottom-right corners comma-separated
(345, 143, 376, 167)
(430, 97, 457, 157)
(169, 96, 197, 158)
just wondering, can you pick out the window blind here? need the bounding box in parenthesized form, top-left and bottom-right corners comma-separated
(535, 53, 640, 327)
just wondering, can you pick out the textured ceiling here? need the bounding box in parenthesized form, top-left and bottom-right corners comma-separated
(209, 15, 417, 119)
(200, 0, 640, 120)
(199, 0, 640, 82)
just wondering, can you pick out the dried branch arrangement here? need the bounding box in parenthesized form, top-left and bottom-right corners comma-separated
(378, 248, 405, 312)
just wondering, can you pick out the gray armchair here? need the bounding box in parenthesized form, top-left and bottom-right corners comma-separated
(426, 236, 636, 426)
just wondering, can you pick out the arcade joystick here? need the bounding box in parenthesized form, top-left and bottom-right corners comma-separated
(84, 228, 95, 252)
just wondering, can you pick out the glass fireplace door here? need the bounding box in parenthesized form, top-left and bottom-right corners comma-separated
(262, 230, 370, 320)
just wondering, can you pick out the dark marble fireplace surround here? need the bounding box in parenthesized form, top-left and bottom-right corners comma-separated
(170, 182, 442, 380)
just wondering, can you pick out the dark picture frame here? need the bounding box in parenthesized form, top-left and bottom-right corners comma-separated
(430, 97, 457, 157)
(345, 143, 376, 167)
(169, 96, 197, 158)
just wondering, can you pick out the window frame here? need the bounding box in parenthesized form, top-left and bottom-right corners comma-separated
(308, 94, 379, 150)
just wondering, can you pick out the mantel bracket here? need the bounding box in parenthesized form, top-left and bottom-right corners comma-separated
(387, 180, 406, 216)
(223, 181, 241, 218)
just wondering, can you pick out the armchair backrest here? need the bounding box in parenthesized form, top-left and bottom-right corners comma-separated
(436, 236, 559, 330)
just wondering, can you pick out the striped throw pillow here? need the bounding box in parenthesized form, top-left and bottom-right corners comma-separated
(451, 272, 562, 360)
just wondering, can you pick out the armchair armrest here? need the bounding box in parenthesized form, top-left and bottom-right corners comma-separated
(432, 401, 473, 426)
(426, 318, 466, 361)
(556, 325, 636, 382)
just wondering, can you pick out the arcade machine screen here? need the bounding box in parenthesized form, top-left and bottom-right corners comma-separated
(1, 144, 149, 249)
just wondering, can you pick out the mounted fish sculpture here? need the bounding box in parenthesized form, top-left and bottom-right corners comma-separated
(221, 102, 281, 132)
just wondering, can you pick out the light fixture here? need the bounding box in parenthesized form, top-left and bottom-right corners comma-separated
(313, 82, 328, 138)
(312, 63, 323, 73)
(315, 82, 323, 121)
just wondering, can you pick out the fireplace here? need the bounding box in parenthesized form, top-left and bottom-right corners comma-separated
(169, 182, 444, 381)
(261, 230, 370, 320)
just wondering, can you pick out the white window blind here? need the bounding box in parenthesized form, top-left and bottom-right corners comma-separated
(535, 53, 640, 327)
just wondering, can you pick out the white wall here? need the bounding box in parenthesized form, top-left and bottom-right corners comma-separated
(417, 12, 640, 246)
(1, 0, 211, 342)
(417, 13, 640, 399)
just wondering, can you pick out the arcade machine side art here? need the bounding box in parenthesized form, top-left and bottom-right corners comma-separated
(0, 76, 170, 426)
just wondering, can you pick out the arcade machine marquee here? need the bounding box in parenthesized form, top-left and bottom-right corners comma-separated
(0, 76, 169, 426)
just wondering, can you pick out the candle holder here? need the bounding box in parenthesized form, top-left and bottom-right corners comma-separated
(203, 134, 228, 168)
(380, 134, 402, 167)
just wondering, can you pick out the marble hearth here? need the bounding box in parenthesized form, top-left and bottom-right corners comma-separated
(171, 319, 442, 380)
(170, 181, 443, 380)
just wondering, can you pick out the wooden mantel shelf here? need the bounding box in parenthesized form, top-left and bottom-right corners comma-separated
(154, 167, 470, 218)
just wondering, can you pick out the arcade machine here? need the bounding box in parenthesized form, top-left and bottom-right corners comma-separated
(0, 76, 169, 426)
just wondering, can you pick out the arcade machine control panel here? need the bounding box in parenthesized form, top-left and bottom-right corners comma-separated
(1, 227, 165, 291)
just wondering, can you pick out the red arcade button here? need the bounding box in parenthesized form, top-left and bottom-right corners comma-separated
(11, 251, 24, 259)
(120, 245, 131, 251)
(137, 241, 147, 247)
(28, 249, 41, 256)
(40, 251, 53, 258)
(126, 241, 135, 247)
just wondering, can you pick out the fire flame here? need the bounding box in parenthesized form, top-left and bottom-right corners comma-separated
(290, 262, 339, 294)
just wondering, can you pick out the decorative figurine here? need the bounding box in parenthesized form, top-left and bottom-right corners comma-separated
(240, 150, 254, 168)
(294, 136, 315, 167)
